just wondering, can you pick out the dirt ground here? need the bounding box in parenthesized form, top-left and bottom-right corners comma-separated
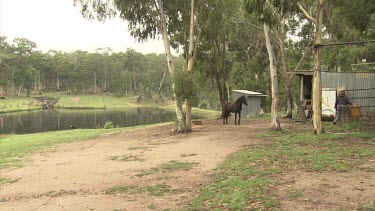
(0, 118, 374, 211)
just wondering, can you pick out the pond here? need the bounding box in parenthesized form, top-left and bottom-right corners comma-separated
(0, 108, 176, 135)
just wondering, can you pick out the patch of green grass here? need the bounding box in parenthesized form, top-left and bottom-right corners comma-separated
(181, 153, 198, 157)
(156, 176, 179, 180)
(161, 105, 220, 120)
(160, 160, 199, 171)
(107, 184, 170, 197)
(362, 201, 375, 211)
(128, 146, 151, 151)
(287, 189, 304, 198)
(147, 204, 157, 209)
(354, 132, 375, 140)
(0, 96, 41, 113)
(146, 184, 171, 196)
(151, 167, 161, 172)
(110, 155, 145, 162)
(106, 185, 138, 194)
(135, 172, 153, 177)
(190, 128, 375, 210)
(0, 177, 21, 185)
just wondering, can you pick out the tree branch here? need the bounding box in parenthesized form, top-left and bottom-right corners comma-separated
(297, 2, 316, 25)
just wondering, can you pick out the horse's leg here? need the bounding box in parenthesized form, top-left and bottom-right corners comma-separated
(238, 113, 241, 125)
(225, 112, 228, 125)
(234, 113, 237, 125)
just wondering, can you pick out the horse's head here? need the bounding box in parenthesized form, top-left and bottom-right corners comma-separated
(239, 96, 248, 106)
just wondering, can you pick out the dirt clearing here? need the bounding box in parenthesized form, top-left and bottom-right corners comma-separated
(0, 119, 374, 210)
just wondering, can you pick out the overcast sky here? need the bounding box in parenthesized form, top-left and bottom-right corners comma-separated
(0, 0, 165, 54)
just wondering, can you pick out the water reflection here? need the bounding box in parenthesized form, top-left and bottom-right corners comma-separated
(0, 108, 175, 135)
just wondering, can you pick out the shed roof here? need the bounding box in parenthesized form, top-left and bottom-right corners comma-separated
(233, 90, 267, 96)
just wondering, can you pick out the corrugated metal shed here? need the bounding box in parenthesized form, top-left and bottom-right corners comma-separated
(321, 72, 375, 108)
(233, 90, 267, 117)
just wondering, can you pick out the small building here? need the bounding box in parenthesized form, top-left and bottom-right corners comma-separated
(233, 90, 267, 117)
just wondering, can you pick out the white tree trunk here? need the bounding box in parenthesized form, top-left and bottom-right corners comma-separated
(312, 0, 324, 134)
(263, 23, 281, 131)
(156, 0, 186, 132)
(185, 0, 195, 132)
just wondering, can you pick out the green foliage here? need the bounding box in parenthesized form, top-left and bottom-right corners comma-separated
(103, 121, 114, 129)
(173, 70, 198, 103)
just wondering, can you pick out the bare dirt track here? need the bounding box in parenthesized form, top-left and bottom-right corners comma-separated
(0, 118, 374, 211)
(0, 119, 267, 211)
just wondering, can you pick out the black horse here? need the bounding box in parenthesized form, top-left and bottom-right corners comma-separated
(221, 95, 248, 125)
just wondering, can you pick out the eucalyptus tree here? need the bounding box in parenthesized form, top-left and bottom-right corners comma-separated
(95, 47, 113, 92)
(74, 0, 199, 132)
(294, 0, 325, 134)
(48, 50, 68, 91)
(11, 38, 37, 96)
(323, 1, 375, 71)
(109, 52, 130, 96)
(193, 0, 244, 108)
(0, 36, 14, 98)
(243, 0, 292, 130)
(123, 49, 145, 92)
(144, 53, 170, 94)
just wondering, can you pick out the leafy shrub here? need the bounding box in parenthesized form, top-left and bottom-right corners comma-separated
(103, 121, 114, 129)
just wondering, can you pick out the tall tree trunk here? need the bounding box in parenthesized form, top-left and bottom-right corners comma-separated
(17, 85, 22, 97)
(158, 68, 167, 93)
(0, 87, 4, 99)
(156, 0, 186, 133)
(38, 72, 42, 95)
(104, 70, 107, 92)
(279, 16, 293, 119)
(264, 23, 281, 131)
(214, 38, 229, 108)
(312, 0, 324, 134)
(216, 74, 226, 108)
(56, 75, 60, 91)
(132, 62, 136, 89)
(94, 72, 97, 93)
(222, 35, 230, 102)
(185, 0, 195, 132)
(27, 86, 31, 97)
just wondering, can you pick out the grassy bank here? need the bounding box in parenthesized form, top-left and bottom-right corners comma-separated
(190, 122, 375, 210)
(0, 96, 41, 113)
(0, 92, 170, 113)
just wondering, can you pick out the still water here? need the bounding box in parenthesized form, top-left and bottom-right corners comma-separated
(0, 108, 175, 135)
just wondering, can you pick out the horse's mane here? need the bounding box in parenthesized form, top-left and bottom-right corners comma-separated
(235, 95, 245, 103)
